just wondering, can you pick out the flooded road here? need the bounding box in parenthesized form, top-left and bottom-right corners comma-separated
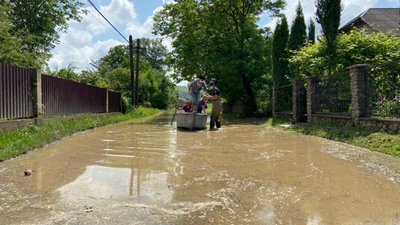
(1, 115, 400, 225)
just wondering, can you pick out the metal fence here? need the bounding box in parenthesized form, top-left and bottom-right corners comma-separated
(315, 71, 351, 115)
(42, 75, 107, 115)
(369, 63, 400, 118)
(0, 62, 121, 119)
(0, 62, 35, 119)
(108, 91, 122, 112)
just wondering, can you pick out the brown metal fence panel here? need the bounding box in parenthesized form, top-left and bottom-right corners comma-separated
(108, 91, 121, 112)
(42, 75, 107, 116)
(0, 62, 35, 119)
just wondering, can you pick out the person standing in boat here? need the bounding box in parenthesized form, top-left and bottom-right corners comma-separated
(189, 75, 207, 107)
(207, 80, 222, 129)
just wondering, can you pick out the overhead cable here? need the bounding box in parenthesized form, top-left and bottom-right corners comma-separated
(86, 0, 129, 43)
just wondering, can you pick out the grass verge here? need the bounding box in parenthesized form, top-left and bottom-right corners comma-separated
(265, 118, 400, 157)
(0, 107, 162, 161)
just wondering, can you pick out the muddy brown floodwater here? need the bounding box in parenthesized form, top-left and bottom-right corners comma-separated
(1, 114, 400, 225)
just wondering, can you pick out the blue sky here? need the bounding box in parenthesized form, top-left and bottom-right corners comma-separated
(49, 0, 400, 71)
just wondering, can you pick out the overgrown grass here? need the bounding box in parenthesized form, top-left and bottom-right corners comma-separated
(265, 118, 400, 157)
(0, 107, 162, 161)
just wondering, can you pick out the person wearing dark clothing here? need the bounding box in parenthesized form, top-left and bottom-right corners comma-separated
(207, 81, 222, 129)
(196, 96, 208, 113)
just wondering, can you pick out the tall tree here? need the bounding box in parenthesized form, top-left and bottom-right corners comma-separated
(308, 19, 316, 44)
(272, 16, 289, 86)
(316, 0, 342, 76)
(154, 0, 285, 115)
(287, 2, 307, 79)
(0, 4, 37, 67)
(140, 38, 168, 70)
(2, 0, 85, 67)
(96, 42, 176, 109)
(287, 2, 307, 52)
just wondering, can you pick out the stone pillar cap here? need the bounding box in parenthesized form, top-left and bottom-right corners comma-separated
(347, 64, 371, 70)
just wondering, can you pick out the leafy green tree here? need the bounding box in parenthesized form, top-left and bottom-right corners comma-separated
(272, 16, 289, 85)
(96, 41, 176, 109)
(154, 0, 285, 115)
(79, 70, 103, 86)
(53, 65, 80, 81)
(315, 0, 342, 76)
(140, 38, 168, 70)
(0, 4, 36, 68)
(2, 0, 85, 67)
(308, 19, 316, 44)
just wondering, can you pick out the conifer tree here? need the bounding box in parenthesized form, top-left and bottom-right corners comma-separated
(288, 2, 307, 52)
(308, 19, 316, 44)
(272, 16, 289, 86)
(316, 0, 342, 76)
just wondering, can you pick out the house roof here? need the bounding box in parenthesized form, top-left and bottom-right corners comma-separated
(339, 8, 400, 35)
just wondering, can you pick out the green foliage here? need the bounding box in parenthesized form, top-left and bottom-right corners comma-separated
(121, 95, 133, 114)
(308, 19, 316, 44)
(267, 118, 400, 157)
(315, 0, 342, 76)
(0, 107, 162, 161)
(53, 65, 80, 82)
(288, 3, 307, 52)
(272, 16, 290, 86)
(2, 0, 85, 67)
(141, 38, 168, 70)
(96, 40, 176, 109)
(79, 70, 102, 86)
(373, 96, 400, 118)
(287, 3, 307, 80)
(153, 0, 285, 115)
(0, 5, 37, 68)
(290, 29, 400, 106)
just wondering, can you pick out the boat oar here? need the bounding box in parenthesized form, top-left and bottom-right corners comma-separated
(171, 104, 178, 125)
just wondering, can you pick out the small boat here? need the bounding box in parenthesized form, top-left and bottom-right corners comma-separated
(175, 112, 208, 130)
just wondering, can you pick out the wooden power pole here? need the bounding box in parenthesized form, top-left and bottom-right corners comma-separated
(135, 39, 141, 106)
(129, 35, 135, 106)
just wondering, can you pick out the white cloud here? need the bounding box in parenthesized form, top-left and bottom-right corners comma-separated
(125, 16, 155, 39)
(49, 0, 141, 71)
(49, 39, 123, 71)
(101, 0, 136, 25)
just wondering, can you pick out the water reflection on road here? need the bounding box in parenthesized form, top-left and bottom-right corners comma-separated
(1, 115, 400, 225)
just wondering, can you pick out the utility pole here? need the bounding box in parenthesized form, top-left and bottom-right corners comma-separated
(129, 35, 135, 106)
(135, 39, 140, 106)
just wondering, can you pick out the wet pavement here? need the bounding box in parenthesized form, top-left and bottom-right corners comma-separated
(1, 114, 400, 225)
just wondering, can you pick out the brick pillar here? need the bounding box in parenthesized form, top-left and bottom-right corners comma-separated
(306, 77, 319, 123)
(272, 85, 276, 118)
(32, 69, 43, 118)
(292, 79, 307, 122)
(348, 64, 370, 124)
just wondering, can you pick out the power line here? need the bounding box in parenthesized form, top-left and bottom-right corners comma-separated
(86, 0, 129, 43)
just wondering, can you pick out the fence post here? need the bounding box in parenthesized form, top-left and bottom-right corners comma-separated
(32, 69, 43, 118)
(292, 79, 307, 122)
(272, 85, 276, 118)
(348, 64, 370, 124)
(306, 77, 318, 123)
